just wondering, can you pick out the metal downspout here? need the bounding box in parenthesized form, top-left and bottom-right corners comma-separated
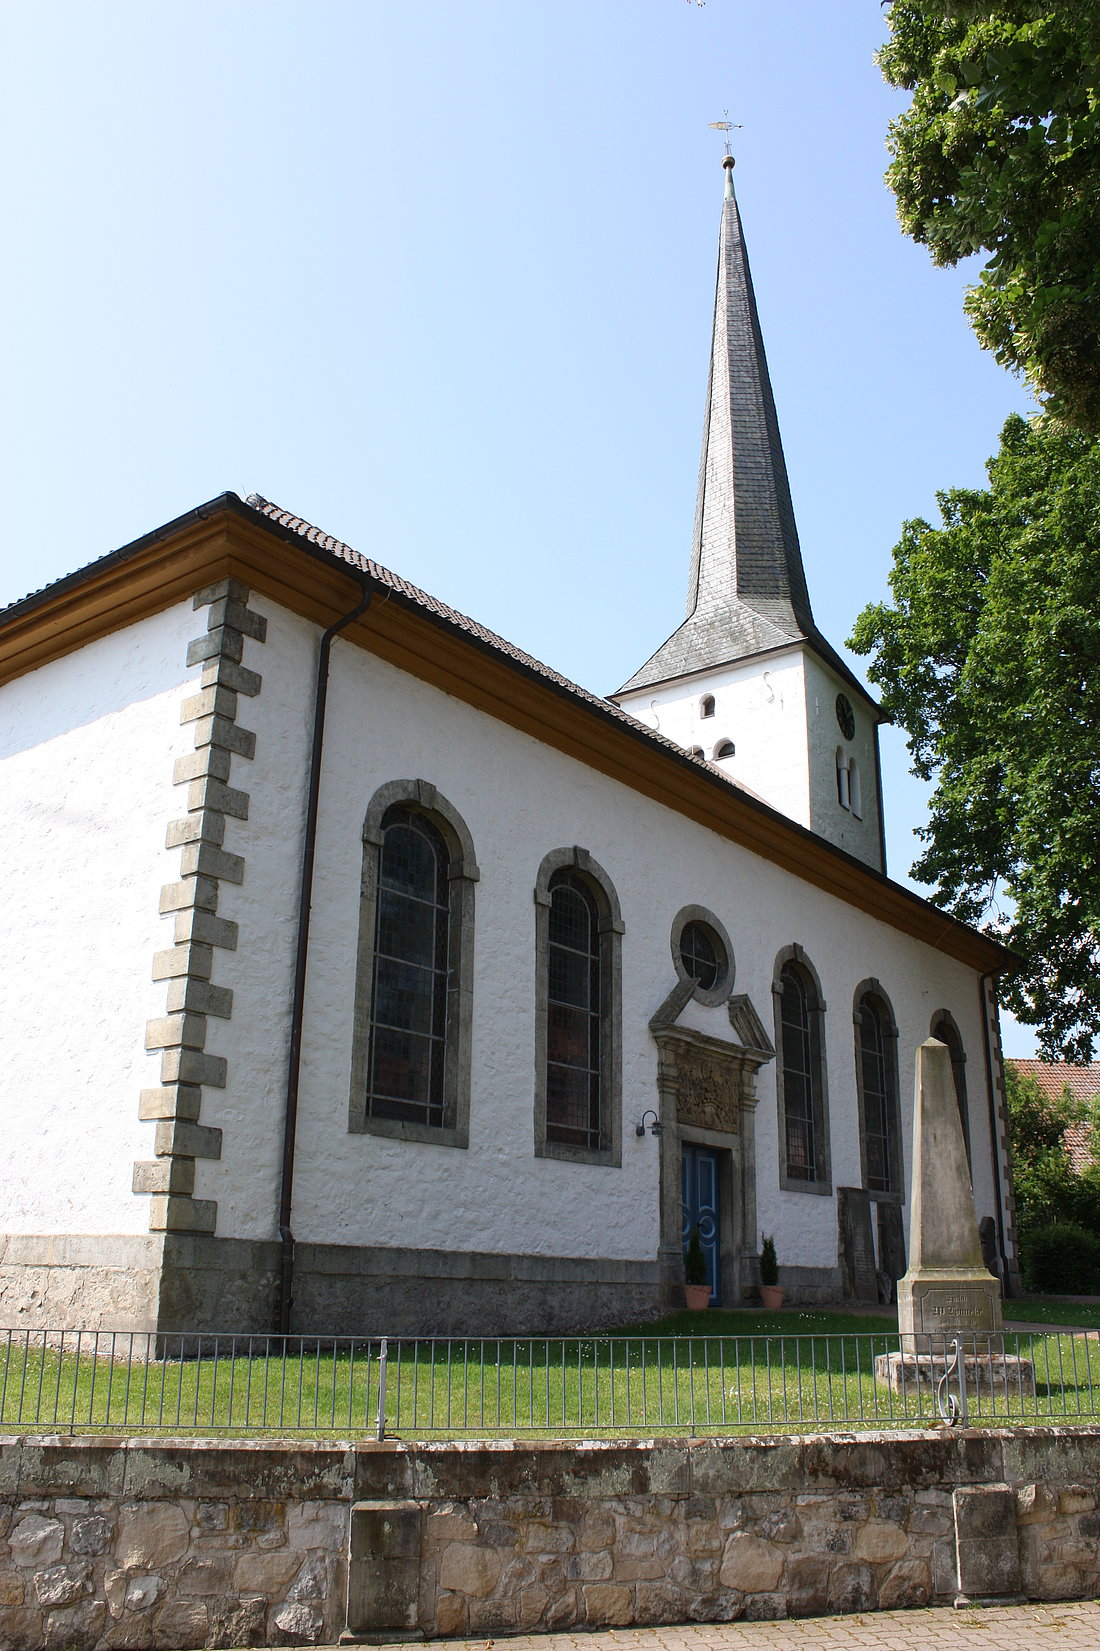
(276, 583, 373, 1335)
(979, 968, 1013, 1296)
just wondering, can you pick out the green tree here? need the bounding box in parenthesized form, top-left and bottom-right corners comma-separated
(880, 2, 1100, 428)
(1004, 1064, 1100, 1295)
(1004, 1064, 1090, 1227)
(849, 413, 1100, 1059)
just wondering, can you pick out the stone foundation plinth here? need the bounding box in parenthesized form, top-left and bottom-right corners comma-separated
(874, 1350, 1035, 1397)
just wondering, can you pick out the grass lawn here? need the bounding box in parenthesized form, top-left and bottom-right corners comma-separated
(1001, 1297, 1100, 1330)
(3, 1313, 1099, 1441)
(618, 1307, 898, 1338)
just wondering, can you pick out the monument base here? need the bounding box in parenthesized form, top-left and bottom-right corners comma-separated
(897, 1265, 1003, 1351)
(874, 1348, 1034, 1397)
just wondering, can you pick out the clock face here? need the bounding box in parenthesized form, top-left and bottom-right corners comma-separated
(835, 693, 855, 740)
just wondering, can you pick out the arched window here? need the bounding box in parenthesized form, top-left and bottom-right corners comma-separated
(713, 739, 736, 760)
(773, 947, 831, 1192)
(854, 983, 901, 1196)
(932, 1011, 971, 1170)
(836, 748, 850, 810)
(849, 759, 862, 820)
(366, 807, 449, 1125)
(700, 694, 715, 718)
(349, 780, 478, 1147)
(546, 873, 601, 1148)
(535, 848, 623, 1165)
(687, 745, 705, 759)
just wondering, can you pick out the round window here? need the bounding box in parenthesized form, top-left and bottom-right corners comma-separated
(670, 907, 734, 1004)
(680, 920, 722, 989)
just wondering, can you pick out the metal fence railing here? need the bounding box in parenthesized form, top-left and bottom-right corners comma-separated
(2, 1327, 1098, 1440)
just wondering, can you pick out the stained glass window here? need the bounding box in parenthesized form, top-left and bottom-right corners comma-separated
(546, 872, 602, 1150)
(780, 964, 818, 1181)
(680, 921, 721, 990)
(858, 997, 894, 1193)
(366, 806, 451, 1128)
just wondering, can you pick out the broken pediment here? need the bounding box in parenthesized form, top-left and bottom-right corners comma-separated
(649, 979, 775, 1071)
(727, 994, 774, 1061)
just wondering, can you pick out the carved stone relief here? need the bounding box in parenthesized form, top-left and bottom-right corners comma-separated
(675, 1047, 739, 1135)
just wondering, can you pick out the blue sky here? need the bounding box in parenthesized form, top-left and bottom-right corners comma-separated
(0, 1, 1037, 1052)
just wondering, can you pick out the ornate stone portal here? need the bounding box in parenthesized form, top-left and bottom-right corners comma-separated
(649, 981, 775, 1310)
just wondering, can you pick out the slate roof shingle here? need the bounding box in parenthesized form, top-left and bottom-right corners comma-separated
(245, 494, 770, 804)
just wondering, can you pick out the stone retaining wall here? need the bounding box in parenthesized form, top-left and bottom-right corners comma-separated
(1, 1428, 1099, 1648)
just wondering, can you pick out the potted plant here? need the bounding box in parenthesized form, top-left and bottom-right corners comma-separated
(684, 1227, 711, 1310)
(759, 1233, 784, 1310)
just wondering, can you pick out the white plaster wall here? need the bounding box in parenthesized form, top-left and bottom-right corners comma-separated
(804, 652, 884, 872)
(194, 597, 998, 1275)
(616, 652, 810, 826)
(0, 604, 197, 1235)
(792, 650, 878, 871)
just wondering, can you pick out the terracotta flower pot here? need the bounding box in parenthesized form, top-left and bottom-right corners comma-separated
(684, 1284, 712, 1310)
(759, 1284, 785, 1310)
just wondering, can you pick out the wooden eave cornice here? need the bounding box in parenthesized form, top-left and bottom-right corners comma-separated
(0, 504, 1010, 976)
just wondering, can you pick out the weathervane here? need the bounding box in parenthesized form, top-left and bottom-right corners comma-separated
(708, 110, 741, 158)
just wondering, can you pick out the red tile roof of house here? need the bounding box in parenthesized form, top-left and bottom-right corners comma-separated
(1009, 1059, 1100, 1105)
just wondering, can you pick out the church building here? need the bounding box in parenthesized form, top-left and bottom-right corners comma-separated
(0, 160, 1016, 1336)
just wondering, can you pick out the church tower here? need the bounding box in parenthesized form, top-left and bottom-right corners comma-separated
(613, 156, 885, 872)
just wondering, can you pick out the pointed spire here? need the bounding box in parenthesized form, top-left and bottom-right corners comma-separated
(619, 157, 815, 693)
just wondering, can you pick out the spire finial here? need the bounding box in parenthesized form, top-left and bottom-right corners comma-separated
(708, 111, 741, 194)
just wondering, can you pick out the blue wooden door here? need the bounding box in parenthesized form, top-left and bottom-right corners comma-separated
(681, 1145, 720, 1305)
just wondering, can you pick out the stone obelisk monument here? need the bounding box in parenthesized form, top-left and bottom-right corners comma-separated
(897, 1038, 1002, 1346)
(877, 1038, 1031, 1394)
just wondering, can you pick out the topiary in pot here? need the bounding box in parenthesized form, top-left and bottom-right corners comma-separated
(683, 1226, 711, 1308)
(759, 1233, 783, 1308)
